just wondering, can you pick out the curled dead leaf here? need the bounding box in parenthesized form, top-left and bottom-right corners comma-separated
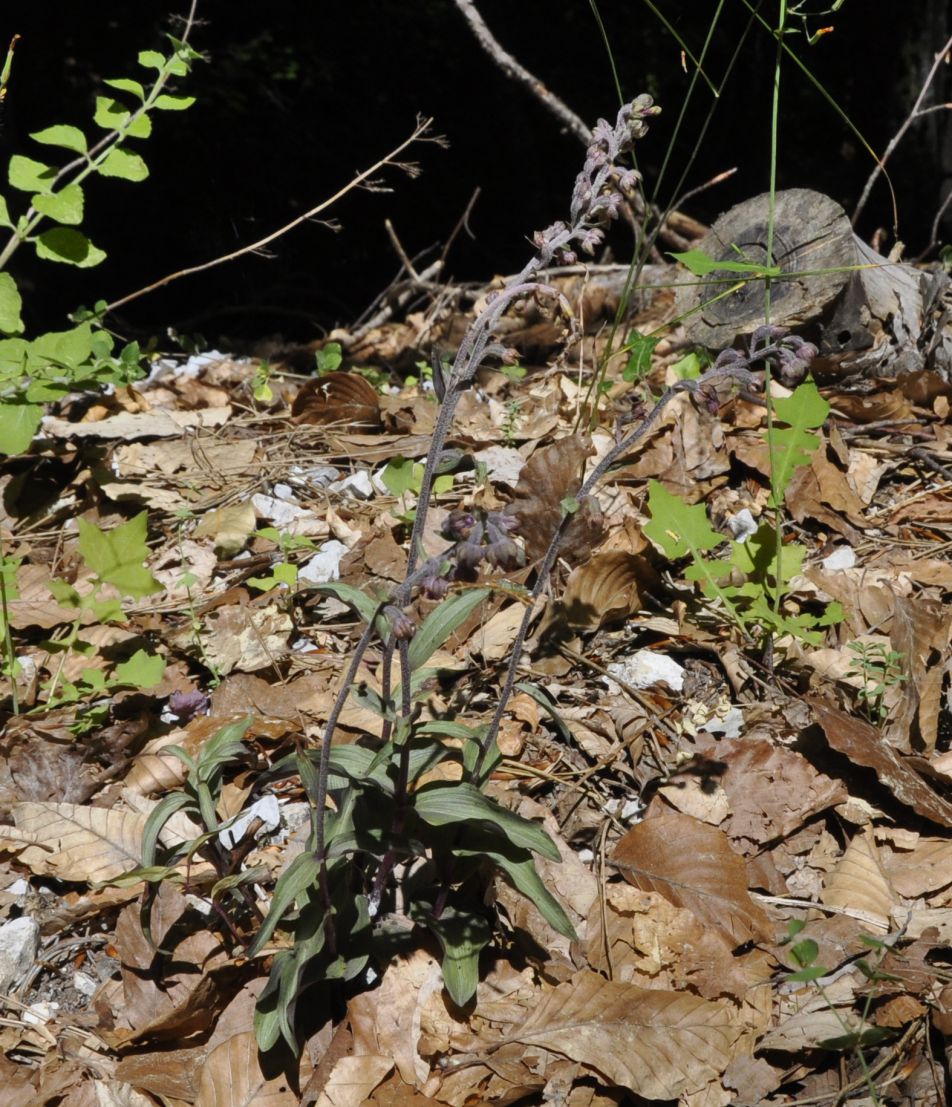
(292, 371, 382, 430)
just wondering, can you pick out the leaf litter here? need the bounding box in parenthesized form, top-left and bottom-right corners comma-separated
(3, 252, 952, 1107)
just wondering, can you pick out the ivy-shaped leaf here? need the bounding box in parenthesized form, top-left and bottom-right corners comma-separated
(77, 512, 161, 599)
(767, 381, 829, 507)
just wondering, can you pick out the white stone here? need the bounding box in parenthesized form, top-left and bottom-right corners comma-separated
(0, 916, 39, 992)
(331, 471, 375, 500)
(607, 650, 686, 692)
(299, 541, 349, 584)
(822, 546, 857, 571)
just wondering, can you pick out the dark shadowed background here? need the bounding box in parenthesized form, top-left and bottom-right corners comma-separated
(0, 0, 949, 345)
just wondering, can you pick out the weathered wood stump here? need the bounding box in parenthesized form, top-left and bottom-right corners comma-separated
(674, 188, 952, 382)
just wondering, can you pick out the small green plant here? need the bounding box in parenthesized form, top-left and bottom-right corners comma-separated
(380, 454, 454, 521)
(123, 592, 573, 1052)
(780, 920, 899, 1104)
(315, 341, 343, 375)
(644, 363, 842, 646)
(246, 526, 318, 593)
(501, 398, 523, 444)
(41, 512, 165, 709)
(0, 28, 199, 455)
(846, 641, 907, 725)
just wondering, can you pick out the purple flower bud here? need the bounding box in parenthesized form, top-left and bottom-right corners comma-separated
(442, 510, 478, 542)
(384, 605, 416, 641)
(486, 538, 525, 571)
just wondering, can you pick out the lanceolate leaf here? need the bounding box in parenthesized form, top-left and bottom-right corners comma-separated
(246, 852, 323, 957)
(407, 587, 489, 670)
(455, 842, 577, 940)
(414, 781, 560, 860)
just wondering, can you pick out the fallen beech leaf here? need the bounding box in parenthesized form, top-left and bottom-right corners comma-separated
(505, 436, 603, 563)
(314, 1055, 393, 1107)
(195, 1031, 300, 1106)
(551, 550, 661, 631)
(509, 969, 743, 1100)
(808, 698, 952, 828)
(821, 827, 895, 930)
(292, 371, 382, 430)
(612, 812, 773, 945)
(759, 1006, 862, 1051)
(193, 501, 257, 557)
(2, 801, 147, 882)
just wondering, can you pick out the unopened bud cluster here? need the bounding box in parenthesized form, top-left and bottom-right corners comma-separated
(532, 95, 661, 267)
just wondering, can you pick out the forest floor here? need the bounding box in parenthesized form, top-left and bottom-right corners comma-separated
(2, 255, 952, 1107)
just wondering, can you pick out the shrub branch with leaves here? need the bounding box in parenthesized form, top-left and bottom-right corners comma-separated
(0, 15, 200, 454)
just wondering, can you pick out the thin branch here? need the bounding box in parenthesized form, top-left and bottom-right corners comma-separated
(105, 117, 438, 314)
(852, 33, 952, 228)
(450, 0, 592, 144)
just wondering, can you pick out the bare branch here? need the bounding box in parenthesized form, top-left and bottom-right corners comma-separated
(852, 33, 952, 229)
(450, 0, 592, 144)
(106, 117, 439, 315)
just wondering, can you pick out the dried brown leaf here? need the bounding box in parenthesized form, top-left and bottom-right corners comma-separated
(821, 828, 895, 929)
(707, 736, 847, 846)
(1, 801, 147, 882)
(313, 1055, 393, 1107)
(505, 436, 602, 563)
(612, 813, 773, 945)
(292, 371, 382, 430)
(195, 1031, 300, 1107)
(509, 969, 743, 1100)
(549, 551, 661, 632)
(882, 836, 952, 897)
(809, 698, 952, 828)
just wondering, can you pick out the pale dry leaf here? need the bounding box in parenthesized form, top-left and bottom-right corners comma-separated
(193, 501, 257, 557)
(115, 1046, 204, 1102)
(42, 407, 231, 439)
(509, 969, 743, 1100)
(882, 836, 952, 898)
(467, 601, 526, 663)
(2, 801, 147, 882)
(347, 949, 443, 1087)
(758, 1006, 861, 1052)
(885, 593, 952, 754)
(193, 604, 293, 675)
(821, 827, 895, 930)
(314, 1055, 393, 1107)
(195, 1031, 300, 1107)
(612, 812, 773, 945)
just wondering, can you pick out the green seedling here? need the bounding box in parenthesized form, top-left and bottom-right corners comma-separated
(846, 641, 907, 725)
(40, 513, 165, 708)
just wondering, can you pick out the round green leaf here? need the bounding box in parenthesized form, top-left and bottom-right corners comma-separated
(29, 124, 88, 154)
(0, 401, 41, 455)
(32, 183, 84, 226)
(153, 94, 196, 111)
(0, 273, 24, 335)
(97, 147, 149, 182)
(35, 228, 107, 267)
(8, 155, 55, 193)
(104, 77, 145, 100)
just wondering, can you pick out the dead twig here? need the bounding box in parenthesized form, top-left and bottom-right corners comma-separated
(106, 116, 442, 315)
(852, 33, 952, 230)
(450, 0, 591, 144)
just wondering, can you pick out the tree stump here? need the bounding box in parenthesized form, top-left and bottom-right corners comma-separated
(674, 188, 952, 382)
